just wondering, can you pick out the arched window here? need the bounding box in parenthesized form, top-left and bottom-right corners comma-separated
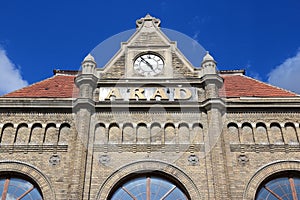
(110, 175, 189, 200)
(256, 172, 300, 200)
(0, 175, 43, 200)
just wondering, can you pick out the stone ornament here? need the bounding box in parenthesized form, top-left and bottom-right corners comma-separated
(238, 154, 249, 165)
(188, 154, 199, 165)
(49, 155, 60, 166)
(99, 155, 110, 165)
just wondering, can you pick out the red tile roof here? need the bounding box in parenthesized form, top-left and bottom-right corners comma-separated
(220, 74, 297, 97)
(3, 75, 77, 98)
(2, 70, 298, 98)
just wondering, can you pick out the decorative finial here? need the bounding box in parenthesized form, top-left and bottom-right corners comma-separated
(83, 54, 95, 62)
(136, 14, 161, 28)
(145, 13, 152, 19)
(202, 51, 215, 62)
(200, 51, 217, 75)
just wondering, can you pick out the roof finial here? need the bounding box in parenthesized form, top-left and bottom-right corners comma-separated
(145, 13, 152, 19)
(202, 51, 215, 62)
(83, 54, 95, 62)
(136, 14, 161, 28)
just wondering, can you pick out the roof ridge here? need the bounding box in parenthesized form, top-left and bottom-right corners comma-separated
(219, 69, 245, 75)
(53, 69, 79, 76)
(240, 74, 299, 97)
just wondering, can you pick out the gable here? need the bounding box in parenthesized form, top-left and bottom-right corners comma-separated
(98, 14, 197, 79)
(100, 55, 125, 79)
(130, 31, 168, 47)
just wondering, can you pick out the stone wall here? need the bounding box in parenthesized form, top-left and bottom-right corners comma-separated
(0, 112, 83, 200)
(224, 112, 300, 199)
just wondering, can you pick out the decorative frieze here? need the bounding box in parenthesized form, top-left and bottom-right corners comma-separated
(0, 122, 72, 146)
(93, 144, 204, 153)
(230, 144, 300, 153)
(0, 145, 68, 153)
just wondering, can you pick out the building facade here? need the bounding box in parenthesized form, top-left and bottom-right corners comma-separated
(1, 14, 300, 200)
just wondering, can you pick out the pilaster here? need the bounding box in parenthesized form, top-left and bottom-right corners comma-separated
(200, 52, 231, 199)
(73, 54, 98, 200)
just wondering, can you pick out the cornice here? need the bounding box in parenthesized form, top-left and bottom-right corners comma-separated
(1, 97, 299, 111)
(0, 98, 73, 109)
(224, 97, 300, 109)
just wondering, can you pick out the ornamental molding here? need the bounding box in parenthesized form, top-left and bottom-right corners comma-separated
(94, 144, 203, 153)
(230, 144, 300, 153)
(0, 98, 73, 108)
(95, 111, 205, 116)
(0, 112, 73, 117)
(226, 111, 300, 117)
(0, 145, 68, 153)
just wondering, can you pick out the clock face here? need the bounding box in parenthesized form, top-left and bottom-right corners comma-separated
(134, 54, 164, 76)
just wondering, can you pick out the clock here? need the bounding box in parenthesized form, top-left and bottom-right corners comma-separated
(134, 53, 164, 76)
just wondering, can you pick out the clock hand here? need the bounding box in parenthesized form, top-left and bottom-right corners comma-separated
(140, 57, 155, 71)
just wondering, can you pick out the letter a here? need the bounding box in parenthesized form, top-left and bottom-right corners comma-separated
(105, 88, 123, 100)
(150, 88, 169, 100)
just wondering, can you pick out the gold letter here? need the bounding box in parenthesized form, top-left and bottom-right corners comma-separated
(105, 88, 123, 100)
(174, 88, 192, 100)
(129, 88, 146, 100)
(150, 88, 169, 100)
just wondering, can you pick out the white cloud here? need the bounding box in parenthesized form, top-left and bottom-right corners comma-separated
(268, 50, 300, 94)
(0, 48, 28, 95)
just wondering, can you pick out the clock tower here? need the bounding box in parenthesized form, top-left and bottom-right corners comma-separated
(80, 14, 225, 200)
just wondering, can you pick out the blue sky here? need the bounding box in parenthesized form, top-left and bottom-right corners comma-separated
(0, 0, 300, 95)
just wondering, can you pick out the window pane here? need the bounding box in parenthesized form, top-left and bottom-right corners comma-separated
(0, 177, 42, 200)
(256, 176, 300, 200)
(165, 187, 187, 200)
(111, 188, 133, 200)
(111, 176, 188, 200)
(151, 178, 172, 199)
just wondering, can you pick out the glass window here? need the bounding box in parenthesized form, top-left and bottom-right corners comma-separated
(0, 177, 42, 200)
(110, 176, 188, 200)
(256, 175, 300, 200)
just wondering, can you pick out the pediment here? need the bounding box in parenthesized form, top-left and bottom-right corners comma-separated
(98, 14, 199, 80)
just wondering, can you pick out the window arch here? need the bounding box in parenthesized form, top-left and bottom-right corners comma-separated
(109, 174, 189, 200)
(0, 174, 43, 200)
(256, 171, 300, 200)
